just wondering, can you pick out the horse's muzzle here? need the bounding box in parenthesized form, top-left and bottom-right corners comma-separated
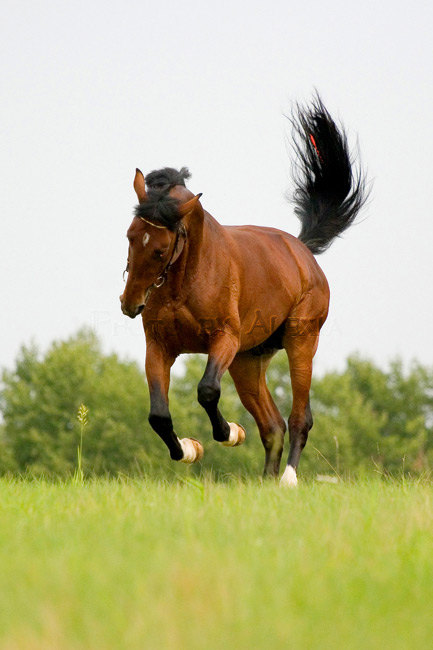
(119, 295, 144, 318)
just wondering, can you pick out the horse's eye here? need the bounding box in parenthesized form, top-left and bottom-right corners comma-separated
(153, 249, 166, 259)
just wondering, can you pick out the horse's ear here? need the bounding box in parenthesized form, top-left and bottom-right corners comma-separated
(178, 193, 202, 219)
(134, 168, 147, 203)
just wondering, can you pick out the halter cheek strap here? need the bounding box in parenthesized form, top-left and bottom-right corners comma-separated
(142, 222, 187, 307)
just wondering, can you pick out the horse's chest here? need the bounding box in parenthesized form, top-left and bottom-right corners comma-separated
(144, 306, 214, 354)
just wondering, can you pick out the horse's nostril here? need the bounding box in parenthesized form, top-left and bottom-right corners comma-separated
(137, 305, 144, 315)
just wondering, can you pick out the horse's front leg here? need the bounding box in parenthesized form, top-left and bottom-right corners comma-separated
(197, 334, 246, 447)
(146, 340, 203, 463)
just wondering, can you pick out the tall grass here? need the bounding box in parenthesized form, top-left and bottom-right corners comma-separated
(0, 477, 432, 649)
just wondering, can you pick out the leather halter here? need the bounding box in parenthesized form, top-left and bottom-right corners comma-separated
(123, 218, 187, 308)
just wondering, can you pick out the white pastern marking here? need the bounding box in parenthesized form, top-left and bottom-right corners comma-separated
(142, 233, 150, 247)
(280, 465, 298, 487)
(222, 422, 245, 447)
(179, 438, 197, 463)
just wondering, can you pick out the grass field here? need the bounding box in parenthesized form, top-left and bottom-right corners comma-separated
(0, 476, 432, 649)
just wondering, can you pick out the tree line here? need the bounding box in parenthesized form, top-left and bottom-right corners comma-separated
(1, 329, 432, 479)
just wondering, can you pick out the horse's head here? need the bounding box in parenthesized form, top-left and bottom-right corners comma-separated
(120, 168, 202, 318)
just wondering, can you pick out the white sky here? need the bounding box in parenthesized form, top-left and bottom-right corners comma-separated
(1, 0, 432, 375)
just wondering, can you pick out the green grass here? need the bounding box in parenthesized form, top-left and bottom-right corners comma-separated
(0, 477, 432, 649)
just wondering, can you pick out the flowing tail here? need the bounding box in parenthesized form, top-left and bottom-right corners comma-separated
(290, 94, 369, 255)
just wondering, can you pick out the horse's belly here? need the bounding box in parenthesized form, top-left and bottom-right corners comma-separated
(238, 300, 295, 351)
(236, 266, 301, 350)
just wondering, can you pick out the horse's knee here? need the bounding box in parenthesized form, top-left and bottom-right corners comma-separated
(197, 379, 220, 407)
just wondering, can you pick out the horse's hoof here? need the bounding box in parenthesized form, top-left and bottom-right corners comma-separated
(222, 423, 246, 447)
(179, 438, 204, 463)
(280, 465, 298, 487)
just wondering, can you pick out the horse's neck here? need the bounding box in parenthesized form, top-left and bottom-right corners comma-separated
(187, 210, 226, 268)
(164, 210, 224, 304)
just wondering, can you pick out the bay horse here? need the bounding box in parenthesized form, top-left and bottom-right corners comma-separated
(120, 96, 368, 486)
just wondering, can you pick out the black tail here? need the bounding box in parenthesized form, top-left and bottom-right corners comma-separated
(290, 94, 369, 255)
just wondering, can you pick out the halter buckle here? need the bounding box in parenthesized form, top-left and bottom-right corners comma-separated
(154, 275, 166, 289)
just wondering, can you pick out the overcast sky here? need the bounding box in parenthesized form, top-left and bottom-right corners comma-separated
(1, 0, 432, 376)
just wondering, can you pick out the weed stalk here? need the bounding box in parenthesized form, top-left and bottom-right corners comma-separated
(74, 404, 89, 485)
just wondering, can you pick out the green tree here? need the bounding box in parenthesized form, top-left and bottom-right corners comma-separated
(0, 329, 160, 476)
(344, 356, 433, 473)
(1, 330, 433, 478)
(304, 355, 433, 476)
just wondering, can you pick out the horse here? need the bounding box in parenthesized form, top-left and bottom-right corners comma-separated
(120, 95, 368, 486)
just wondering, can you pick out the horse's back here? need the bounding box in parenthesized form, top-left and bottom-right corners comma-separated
(224, 223, 328, 296)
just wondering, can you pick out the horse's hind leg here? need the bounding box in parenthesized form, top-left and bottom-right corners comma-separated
(280, 317, 321, 487)
(229, 352, 286, 477)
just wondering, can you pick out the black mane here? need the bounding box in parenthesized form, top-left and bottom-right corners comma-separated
(134, 167, 191, 230)
(145, 167, 191, 191)
(134, 190, 183, 231)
